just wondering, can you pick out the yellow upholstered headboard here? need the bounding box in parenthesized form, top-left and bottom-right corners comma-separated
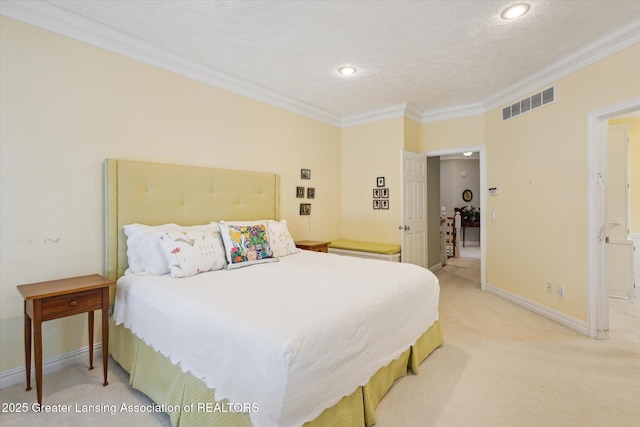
(104, 159, 280, 281)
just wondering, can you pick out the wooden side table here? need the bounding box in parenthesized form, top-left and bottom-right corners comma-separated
(17, 274, 115, 405)
(295, 240, 331, 253)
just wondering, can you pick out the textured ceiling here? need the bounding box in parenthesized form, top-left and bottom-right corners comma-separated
(6, 0, 640, 123)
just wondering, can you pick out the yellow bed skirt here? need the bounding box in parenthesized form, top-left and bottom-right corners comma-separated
(110, 319, 442, 427)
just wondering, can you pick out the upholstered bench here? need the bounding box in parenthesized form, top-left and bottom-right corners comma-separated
(328, 239, 401, 262)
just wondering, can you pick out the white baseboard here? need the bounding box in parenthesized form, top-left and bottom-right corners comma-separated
(0, 344, 102, 390)
(484, 283, 589, 336)
(429, 262, 442, 273)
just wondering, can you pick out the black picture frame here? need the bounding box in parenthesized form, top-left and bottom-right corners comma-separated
(462, 189, 473, 202)
(376, 177, 385, 187)
(301, 169, 311, 180)
(307, 187, 315, 199)
(381, 200, 389, 210)
(300, 203, 311, 215)
(373, 189, 381, 198)
(296, 187, 305, 198)
(381, 188, 389, 198)
(373, 200, 381, 210)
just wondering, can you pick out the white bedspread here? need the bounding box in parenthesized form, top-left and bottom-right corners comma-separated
(113, 250, 439, 427)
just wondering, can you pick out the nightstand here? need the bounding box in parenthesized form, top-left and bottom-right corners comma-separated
(295, 240, 331, 253)
(17, 274, 115, 405)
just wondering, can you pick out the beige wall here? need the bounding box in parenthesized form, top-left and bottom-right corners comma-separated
(403, 117, 421, 152)
(0, 17, 341, 372)
(340, 118, 404, 244)
(2, 14, 639, 376)
(420, 44, 640, 321)
(420, 113, 486, 152)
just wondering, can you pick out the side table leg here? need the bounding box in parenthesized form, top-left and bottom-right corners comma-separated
(33, 319, 43, 405)
(101, 289, 109, 386)
(88, 311, 94, 370)
(24, 302, 31, 391)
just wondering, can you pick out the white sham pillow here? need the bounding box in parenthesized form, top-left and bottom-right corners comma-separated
(160, 230, 227, 278)
(266, 220, 299, 257)
(124, 223, 218, 275)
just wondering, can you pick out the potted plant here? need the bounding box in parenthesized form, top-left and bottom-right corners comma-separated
(462, 206, 479, 222)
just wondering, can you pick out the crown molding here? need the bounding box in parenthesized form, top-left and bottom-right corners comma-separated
(482, 20, 640, 113)
(341, 103, 414, 128)
(420, 102, 485, 123)
(0, 0, 342, 127)
(404, 103, 423, 123)
(2, 0, 638, 129)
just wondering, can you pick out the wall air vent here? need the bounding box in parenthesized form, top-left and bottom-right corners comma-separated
(502, 86, 555, 121)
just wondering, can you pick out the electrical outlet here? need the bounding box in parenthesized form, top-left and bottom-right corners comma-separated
(546, 283, 552, 294)
(557, 286, 565, 298)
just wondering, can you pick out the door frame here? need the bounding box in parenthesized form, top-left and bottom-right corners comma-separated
(586, 97, 640, 339)
(424, 145, 487, 289)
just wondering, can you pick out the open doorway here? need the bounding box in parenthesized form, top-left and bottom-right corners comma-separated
(425, 146, 487, 289)
(587, 99, 640, 339)
(440, 151, 481, 260)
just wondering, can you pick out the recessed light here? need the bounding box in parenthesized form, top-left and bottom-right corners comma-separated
(338, 66, 357, 76)
(500, 3, 530, 20)
(463, 152, 473, 157)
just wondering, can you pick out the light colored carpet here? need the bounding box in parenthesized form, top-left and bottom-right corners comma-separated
(1, 257, 638, 427)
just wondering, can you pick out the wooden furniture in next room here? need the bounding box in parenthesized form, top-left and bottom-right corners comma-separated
(17, 274, 115, 405)
(295, 240, 330, 253)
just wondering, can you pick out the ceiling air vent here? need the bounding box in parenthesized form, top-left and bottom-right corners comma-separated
(502, 86, 555, 121)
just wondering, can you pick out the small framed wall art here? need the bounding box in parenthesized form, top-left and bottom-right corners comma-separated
(307, 187, 315, 199)
(301, 169, 311, 180)
(373, 185, 389, 210)
(300, 203, 311, 215)
(296, 187, 305, 198)
(377, 177, 385, 187)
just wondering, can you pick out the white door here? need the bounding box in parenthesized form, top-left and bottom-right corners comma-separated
(401, 151, 427, 267)
(606, 124, 635, 298)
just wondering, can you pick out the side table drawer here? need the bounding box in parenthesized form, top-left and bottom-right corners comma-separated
(41, 290, 103, 321)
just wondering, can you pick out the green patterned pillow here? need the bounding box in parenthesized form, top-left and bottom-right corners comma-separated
(218, 223, 277, 269)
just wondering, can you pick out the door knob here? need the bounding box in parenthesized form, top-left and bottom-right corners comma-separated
(404, 225, 410, 231)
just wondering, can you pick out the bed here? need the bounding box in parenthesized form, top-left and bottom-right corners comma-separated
(105, 159, 442, 427)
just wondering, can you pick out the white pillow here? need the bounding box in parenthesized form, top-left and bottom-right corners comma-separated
(219, 219, 299, 258)
(160, 230, 227, 278)
(124, 223, 218, 275)
(266, 220, 299, 257)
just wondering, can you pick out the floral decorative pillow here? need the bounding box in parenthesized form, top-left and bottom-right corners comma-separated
(160, 230, 227, 278)
(219, 219, 299, 258)
(218, 223, 277, 269)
